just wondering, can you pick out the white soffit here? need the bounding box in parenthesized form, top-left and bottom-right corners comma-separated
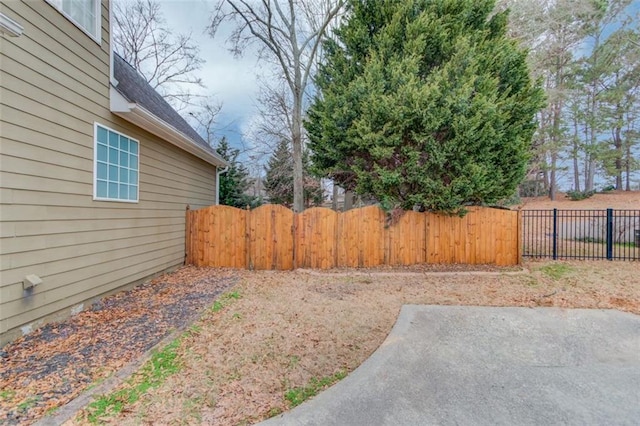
(110, 86, 228, 168)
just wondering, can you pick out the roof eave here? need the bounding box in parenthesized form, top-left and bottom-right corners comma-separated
(110, 86, 229, 168)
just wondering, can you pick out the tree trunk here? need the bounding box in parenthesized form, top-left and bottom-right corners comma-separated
(585, 159, 595, 192)
(613, 99, 624, 190)
(584, 109, 596, 192)
(291, 93, 304, 213)
(332, 183, 338, 211)
(541, 169, 549, 196)
(549, 152, 557, 201)
(625, 137, 631, 191)
(572, 118, 580, 192)
(549, 98, 561, 201)
(343, 190, 354, 211)
(614, 124, 623, 190)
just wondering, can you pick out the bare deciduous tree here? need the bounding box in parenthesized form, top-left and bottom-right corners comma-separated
(113, 0, 205, 110)
(209, 0, 345, 212)
(188, 95, 224, 147)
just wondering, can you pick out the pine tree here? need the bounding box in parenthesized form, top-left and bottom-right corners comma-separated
(264, 139, 324, 208)
(307, 0, 544, 214)
(216, 137, 260, 208)
(597, 27, 640, 190)
(264, 139, 294, 206)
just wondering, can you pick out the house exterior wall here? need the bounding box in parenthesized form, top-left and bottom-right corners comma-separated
(0, 0, 217, 345)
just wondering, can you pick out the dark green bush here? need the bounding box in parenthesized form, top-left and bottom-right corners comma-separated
(565, 190, 595, 201)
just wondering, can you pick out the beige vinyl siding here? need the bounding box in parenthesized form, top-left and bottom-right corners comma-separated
(0, 0, 217, 344)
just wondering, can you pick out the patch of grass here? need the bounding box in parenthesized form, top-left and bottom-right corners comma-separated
(285, 371, 347, 408)
(539, 263, 573, 280)
(84, 338, 183, 424)
(0, 390, 15, 401)
(17, 396, 40, 412)
(574, 237, 637, 248)
(44, 406, 60, 416)
(267, 407, 283, 417)
(210, 291, 242, 313)
(211, 300, 224, 313)
(287, 355, 300, 369)
(575, 236, 603, 244)
(615, 242, 638, 248)
(226, 291, 241, 300)
(188, 324, 202, 335)
(182, 396, 204, 423)
(523, 276, 539, 287)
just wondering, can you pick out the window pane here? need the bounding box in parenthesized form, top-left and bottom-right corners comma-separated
(97, 162, 107, 180)
(84, 9, 96, 36)
(108, 164, 118, 181)
(57, 0, 99, 39)
(96, 180, 108, 198)
(108, 131, 119, 147)
(119, 184, 128, 200)
(95, 125, 138, 202)
(108, 182, 118, 199)
(120, 150, 129, 167)
(97, 143, 108, 162)
(97, 126, 108, 144)
(109, 147, 118, 164)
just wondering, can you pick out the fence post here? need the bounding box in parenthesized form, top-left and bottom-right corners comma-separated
(184, 205, 191, 265)
(552, 208, 558, 260)
(606, 208, 614, 261)
(517, 210, 523, 264)
(246, 205, 252, 270)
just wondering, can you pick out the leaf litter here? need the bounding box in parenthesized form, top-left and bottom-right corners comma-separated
(1, 261, 638, 425)
(0, 266, 238, 425)
(74, 261, 639, 425)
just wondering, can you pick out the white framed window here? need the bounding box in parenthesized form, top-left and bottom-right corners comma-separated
(47, 0, 101, 43)
(94, 123, 139, 203)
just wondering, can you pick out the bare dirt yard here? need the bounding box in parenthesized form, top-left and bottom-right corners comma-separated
(53, 261, 639, 426)
(517, 190, 640, 210)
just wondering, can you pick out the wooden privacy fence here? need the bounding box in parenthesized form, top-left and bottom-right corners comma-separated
(185, 204, 521, 269)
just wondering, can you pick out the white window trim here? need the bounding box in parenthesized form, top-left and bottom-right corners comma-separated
(45, 0, 101, 44)
(93, 122, 140, 203)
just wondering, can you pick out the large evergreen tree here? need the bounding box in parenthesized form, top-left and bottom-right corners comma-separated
(264, 139, 324, 208)
(216, 137, 261, 208)
(307, 0, 544, 213)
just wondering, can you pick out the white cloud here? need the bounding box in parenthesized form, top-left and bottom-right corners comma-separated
(157, 0, 266, 141)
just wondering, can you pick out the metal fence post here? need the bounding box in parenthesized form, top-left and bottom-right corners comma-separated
(606, 208, 613, 260)
(552, 208, 558, 260)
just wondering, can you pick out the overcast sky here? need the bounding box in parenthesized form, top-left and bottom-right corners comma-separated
(158, 0, 266, 152)
(156, 0, 640, 189)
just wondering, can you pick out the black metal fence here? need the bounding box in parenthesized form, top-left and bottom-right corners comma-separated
(522, 209, 640, 261)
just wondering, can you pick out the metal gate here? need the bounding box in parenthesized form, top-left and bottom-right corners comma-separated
(521, 209, 640, 261)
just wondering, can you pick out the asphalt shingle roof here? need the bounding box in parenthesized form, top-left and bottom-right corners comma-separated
(112, 53, 212, 152)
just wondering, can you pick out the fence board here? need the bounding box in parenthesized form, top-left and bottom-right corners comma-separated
(337, 206, 385, 267)
(249, 204, 294, 270)
(212, 205, 247, 267)
(296, 208, 338, 269)
(387, 211, 426, 265)
(185, 204, 520, 269)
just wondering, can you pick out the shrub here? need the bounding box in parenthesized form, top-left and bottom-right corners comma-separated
(565, 190, 595, 201)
